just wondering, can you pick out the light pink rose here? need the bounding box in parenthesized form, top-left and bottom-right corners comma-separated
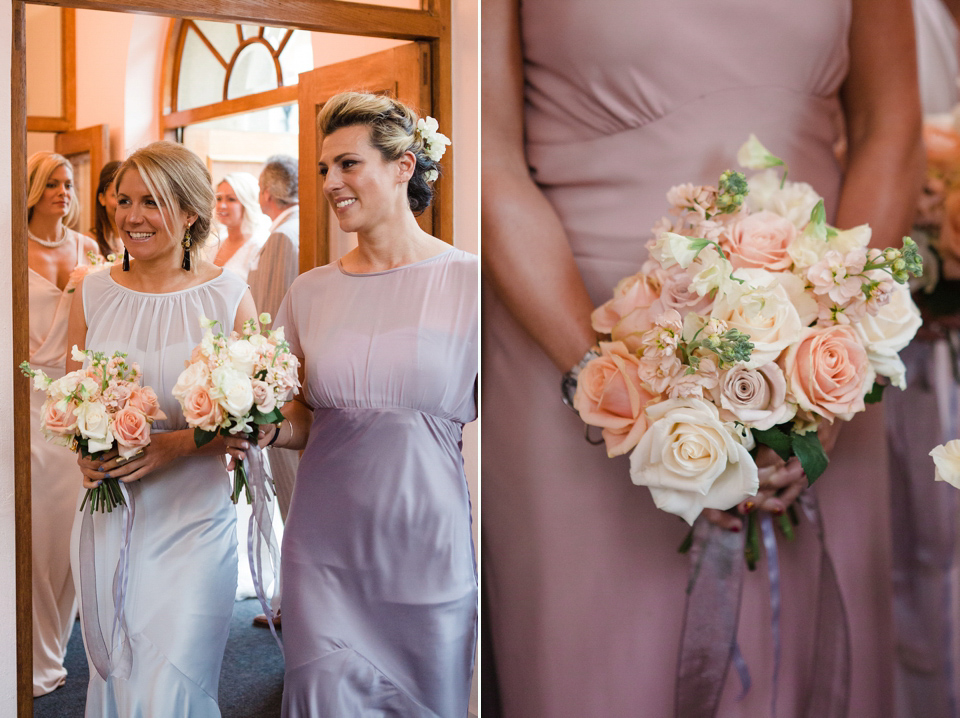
(126, 386, 166, 422)
(711, 362, 796, 430)
(112, 406, 151, 458)
(252, 380, 277, 414)
(778, 324, 874, 422)
(722, 210, 796, 271)
(657, 268, 715, 315)
(181, 385, 224, 432)
(573, 341, 658, 457)
(41, 398, 78, 436)
(591, 272, 660, 340)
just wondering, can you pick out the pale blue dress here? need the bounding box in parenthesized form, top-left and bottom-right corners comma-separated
(70, 268, 246, 717)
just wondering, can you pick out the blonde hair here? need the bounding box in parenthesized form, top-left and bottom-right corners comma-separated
(317, 92, 439, 214)
(27, 152, 80, 226)
(217, 172, 267, 240)
(114, 141, 215, 255)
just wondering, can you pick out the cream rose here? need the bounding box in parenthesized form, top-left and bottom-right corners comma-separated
(746, 170, 821, 230)
(853, 283, 922, 389)
(931, 440, 960, 489)
(181, 385, 225, 432)
(629, 398, 759, 525)
(211, 366, 254, 417)
(113, 406, 151, 458)
(711, 268, 803, 368)
(779, 324, 874, 422)
(75, 401, 114, 454)
(712, 363, 796, 430)
(574, 341, 657, 457)
(228, 339, 257, 375)
(172, 361, 211, 403)
(723, 210, 796, 271)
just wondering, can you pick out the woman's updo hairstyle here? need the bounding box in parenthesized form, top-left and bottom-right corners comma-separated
(317, 91, 443, 215)
(114, 141, 215, 255)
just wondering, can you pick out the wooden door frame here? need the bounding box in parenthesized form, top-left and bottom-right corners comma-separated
(11, 1, 452, 715)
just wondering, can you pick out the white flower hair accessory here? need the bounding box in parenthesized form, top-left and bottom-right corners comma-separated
(416, 116, 451, 163)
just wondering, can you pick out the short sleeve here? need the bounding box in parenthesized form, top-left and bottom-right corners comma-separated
(275, 281, 302, 359)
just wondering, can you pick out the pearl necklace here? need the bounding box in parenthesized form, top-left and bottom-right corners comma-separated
(28, 225, 67, 249)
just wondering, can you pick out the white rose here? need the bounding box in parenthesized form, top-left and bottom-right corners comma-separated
(932, 440, 960, 489)
(228, 339, 257, 376)
(49, 372, 80, 401)
(746, 170, 822, 230)
(211, 366, 255, 418)
(75, 401, 114, 453)
(711, 268, 803, 368)
(629, 398, 759, 525)
(172, 361, 211, 403)
(788, 224, 872, 272)
(853, 283, 922, 389)
(776, 271, 819, 326)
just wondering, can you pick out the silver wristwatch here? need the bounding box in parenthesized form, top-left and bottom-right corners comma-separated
(560, 347, 601, 411)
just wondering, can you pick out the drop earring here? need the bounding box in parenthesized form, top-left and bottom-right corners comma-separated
(122, 248, 130, 271)
(181, 226, 192, 271)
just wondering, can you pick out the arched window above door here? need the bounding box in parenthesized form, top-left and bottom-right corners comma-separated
(171, 20, 313, 113)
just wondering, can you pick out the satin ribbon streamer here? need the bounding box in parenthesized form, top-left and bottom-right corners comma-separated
(244, 445, 284, 654)
(78, 483, 134, 681)
(675, 494, 850, 718)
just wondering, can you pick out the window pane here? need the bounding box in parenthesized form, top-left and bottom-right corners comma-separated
(227, 42, 279, 99)
(192, 20, 240, 67)
(278, 31, 314, 86)
(177, 28, 227, 110)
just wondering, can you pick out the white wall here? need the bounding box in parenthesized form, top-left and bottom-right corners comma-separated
(0, 4, 18, 716)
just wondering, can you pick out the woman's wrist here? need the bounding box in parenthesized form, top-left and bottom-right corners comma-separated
(267, 421, 284, 447)
(560, 346, 600, 411)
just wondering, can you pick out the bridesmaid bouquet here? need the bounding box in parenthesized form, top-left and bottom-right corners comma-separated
(65, 251, 118, 294)
(173, 313, 300, 503)
(574, 135, 924, 551)
(910, 118, 960, 315)
(20, 348, 166, 513)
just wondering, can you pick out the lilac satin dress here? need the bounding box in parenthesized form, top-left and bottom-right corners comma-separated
(275, 249, 478, 717)
(483, 1, 896, 715)
(70, 268, 246, 717)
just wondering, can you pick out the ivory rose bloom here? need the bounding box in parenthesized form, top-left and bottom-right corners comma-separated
(931, 440, 960, 489)
(211, 366, 254, 417)
(181, 386, 224, 432)
(853, 283, 922, 389)
(712, 363, 796, 430)
(629, 398, 759, 525)
(228, 339, 257, 375)
(779, 324, 874, 422)
(746, 170, 821, 229)
(172, 361, 211, 403)
(75, 401, 114, 453)
(113, 406, 151, 458)
(723, 210, 796, 271)
(573, 341, 657, 457)
(710, 268, 803, 368)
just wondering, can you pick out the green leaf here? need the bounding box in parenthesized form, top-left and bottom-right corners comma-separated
(864, 381, 887, 404)
(253, 407, 284, 425)
(791, 430, 829, 486)
(194, 427, 218, 448)
(752, 426, 792, 462)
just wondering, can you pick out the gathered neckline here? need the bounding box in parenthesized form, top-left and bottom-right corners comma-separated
(105, 266, 227, 296)
(336, 248, 454, 277)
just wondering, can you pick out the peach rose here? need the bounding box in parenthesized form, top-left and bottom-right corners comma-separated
(181, 385, 224, 432)
(41, 398, 78, 437)
(172, 361, 211, 404)
(127, 386, 166, 422)
(778, 324, 874, 422)
(573, 341, 658, 457)
(112, 406, 151, 458)
(591, 272, 660, 351)
(723, 210, 796, 271)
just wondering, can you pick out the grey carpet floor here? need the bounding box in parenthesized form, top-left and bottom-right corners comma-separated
(33, 598, 285, 717)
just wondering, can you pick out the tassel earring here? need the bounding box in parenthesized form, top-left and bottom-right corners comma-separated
(122, 248, 130, 271)
(181, 226, 192, 271)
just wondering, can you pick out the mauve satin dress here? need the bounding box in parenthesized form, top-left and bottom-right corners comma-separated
(482, 1, 896, 715)
(70, 268, 245, 717)
(275, 248, 478, 717)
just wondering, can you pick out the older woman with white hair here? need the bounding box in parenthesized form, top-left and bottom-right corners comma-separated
(212, 171, 269, 281)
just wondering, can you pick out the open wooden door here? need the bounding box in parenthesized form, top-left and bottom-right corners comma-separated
(54, 123, 108, 236)
(298, 42, 437, 272)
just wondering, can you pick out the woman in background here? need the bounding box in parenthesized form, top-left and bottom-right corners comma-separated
(212, 171, 268, 281)
(27, 151, 98, 695)
(93, 160, 122, 258)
